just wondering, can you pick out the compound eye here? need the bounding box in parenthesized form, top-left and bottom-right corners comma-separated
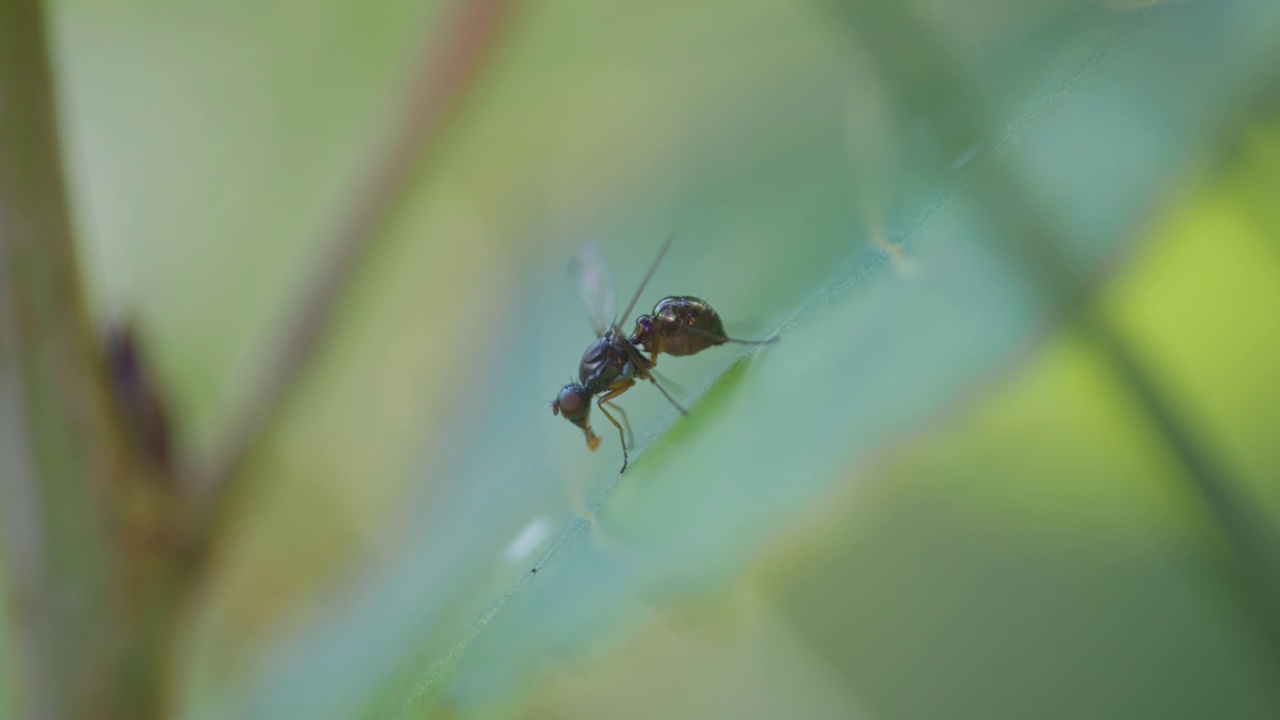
(555, 385, 589, 420)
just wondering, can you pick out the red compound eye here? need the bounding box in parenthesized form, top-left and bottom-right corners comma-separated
(555, 385, 590, 420)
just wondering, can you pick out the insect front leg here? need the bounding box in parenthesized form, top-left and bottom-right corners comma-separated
(605, 400, 634, 448)
(596, 379, 636, 472)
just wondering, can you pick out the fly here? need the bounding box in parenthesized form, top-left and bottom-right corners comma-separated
(551, 236, 774, 471)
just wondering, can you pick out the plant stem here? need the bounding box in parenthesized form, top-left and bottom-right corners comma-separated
(0, 0, 200, 717)
(199, 0, 524, 544)
(3, 0, 524, 715)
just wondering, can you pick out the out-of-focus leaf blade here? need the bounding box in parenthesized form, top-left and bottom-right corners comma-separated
(197, 2, 1280, 719)
(48, 0, 1280, 717)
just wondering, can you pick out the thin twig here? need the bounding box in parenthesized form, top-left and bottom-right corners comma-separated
(200, 0, 523, 531)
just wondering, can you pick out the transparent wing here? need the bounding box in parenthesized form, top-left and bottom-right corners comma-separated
(571, 241, 616, 336)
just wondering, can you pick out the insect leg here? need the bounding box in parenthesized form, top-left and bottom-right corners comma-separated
(597, 379, 636, 472)
(621, 341, 686, 416)
(646, 373, 688, 417)
(604, 400, 634, 447)
(679, 324, 778, 346)
(615, 233, 675, 333)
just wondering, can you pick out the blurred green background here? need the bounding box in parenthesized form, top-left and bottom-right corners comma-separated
(4, 0, 1280, 717)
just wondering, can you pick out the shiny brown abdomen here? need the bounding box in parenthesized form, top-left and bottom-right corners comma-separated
(634, 296, 726, 357)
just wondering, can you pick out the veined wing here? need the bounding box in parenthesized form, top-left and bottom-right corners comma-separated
(571, 241, 616, 336)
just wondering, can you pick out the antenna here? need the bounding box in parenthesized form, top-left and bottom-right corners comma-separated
(615, 233, 674, 333)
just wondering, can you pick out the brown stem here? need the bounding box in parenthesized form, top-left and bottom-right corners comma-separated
(199, 0, 524, 541)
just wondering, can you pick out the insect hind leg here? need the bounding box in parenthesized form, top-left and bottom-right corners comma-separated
(646, 373, 688, 417)
(681, 324, 778, 346)
(623, 343, 687, 416)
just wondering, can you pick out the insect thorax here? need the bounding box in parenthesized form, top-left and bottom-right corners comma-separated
(578, 332, 636, 393)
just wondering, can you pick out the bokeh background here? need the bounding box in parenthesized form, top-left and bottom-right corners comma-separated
(4, 0, 1280, 717)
